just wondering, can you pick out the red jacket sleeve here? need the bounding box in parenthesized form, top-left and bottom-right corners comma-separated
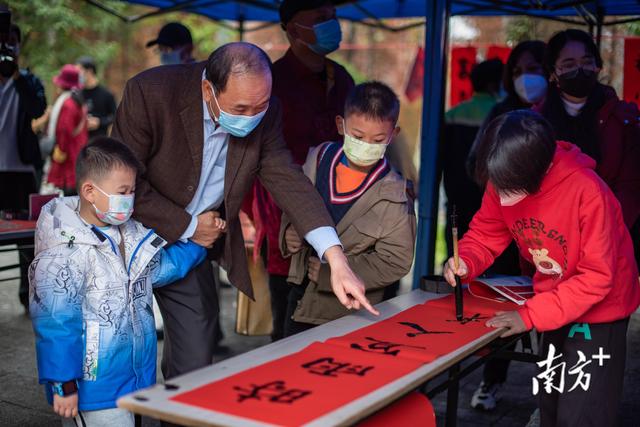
(518, 190, 617, 332)
(458, 185, 514, 279)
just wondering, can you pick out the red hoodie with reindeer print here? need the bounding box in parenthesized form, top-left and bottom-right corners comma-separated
(459, 141, 640, 332)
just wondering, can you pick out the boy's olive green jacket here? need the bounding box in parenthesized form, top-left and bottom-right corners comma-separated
(280, 143, 417, 325)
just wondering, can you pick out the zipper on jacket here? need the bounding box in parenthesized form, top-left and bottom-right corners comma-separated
(127, 229, 155, 277)
(125, 228, 155, 387)
(91, 226, 118, 255)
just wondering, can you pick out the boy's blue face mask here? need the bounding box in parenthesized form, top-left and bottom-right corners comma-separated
(206, 82, 267, 138)
(296, 18, 342, 56)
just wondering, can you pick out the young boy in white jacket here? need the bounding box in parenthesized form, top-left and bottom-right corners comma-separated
(29, 137, 216, 426)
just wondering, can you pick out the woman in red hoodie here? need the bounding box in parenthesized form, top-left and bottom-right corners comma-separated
(444, 110, 639, 427)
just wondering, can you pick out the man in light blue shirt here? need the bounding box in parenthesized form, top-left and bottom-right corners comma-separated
(112, 42, 379, 382)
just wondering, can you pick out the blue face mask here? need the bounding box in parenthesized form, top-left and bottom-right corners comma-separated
(208, 83, 267, 138)
(297, 18, 342, 55)
(160, 50, 181, 65)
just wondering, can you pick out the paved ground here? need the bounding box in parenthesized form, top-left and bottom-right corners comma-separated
(1, 250, 638, 426)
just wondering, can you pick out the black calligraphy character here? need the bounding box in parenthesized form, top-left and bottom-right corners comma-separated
(398, 321, 453, 337)
(301, 357, 374, 377)
(302, 358, 349, 377)
(446, 313, 489, 325)
(271, 389, 312, 404)
(350, 337, 426, 356)
(234, 381, 311, 404)
(458, 58, 470, 79)
(340, 364, 374, 376)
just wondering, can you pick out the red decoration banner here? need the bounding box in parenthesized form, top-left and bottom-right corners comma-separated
(450, 46, 477, 107)
(405, 47, 425, 102)
(623, 38, 640, 107)
(486, 45, 512, 64)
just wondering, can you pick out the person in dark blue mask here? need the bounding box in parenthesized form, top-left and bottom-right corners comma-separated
(248, 0, 356, 343)
(146, 22, 195, 66)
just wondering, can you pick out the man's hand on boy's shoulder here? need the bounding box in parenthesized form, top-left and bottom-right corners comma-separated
(53, 393, 78, 419)
(285, 225, 303, 253)
(191, 211, 226, 248)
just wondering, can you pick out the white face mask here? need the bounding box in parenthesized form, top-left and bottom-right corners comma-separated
(498, 191, 527, 206)
(342, 123, 390, 167)
(514, 74, 548, 104)
(92, 184, 134, 225)
(562, 98, 586, 117)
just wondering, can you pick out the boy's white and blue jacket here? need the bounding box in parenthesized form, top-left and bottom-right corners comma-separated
(29, 197, 206, 410)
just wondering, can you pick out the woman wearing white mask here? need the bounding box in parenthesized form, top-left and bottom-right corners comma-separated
(465, 40, 548, 412)
(468, 40, 547, 181)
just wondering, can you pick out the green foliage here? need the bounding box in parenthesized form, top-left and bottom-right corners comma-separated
(181, 14, 237, 58)
(331, 54, 368, 84)
(505, 16, 537, 44)
(627, 22, 640, 36)
(6, 0, 128, 96)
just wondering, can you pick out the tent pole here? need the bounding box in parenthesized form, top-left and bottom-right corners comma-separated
(239, 16, 245, 41)
(413, 0, 450, 288)
(595, 8, 603, 50)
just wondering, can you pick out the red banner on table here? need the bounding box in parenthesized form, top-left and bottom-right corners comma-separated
(623, 38, 640, 107)
(0, 219, 37, 234)
(328, 297, 497, 362)
(170, 293, 508, 426)
(171, 342, 423, 426)
(450, 46, 477, 107)
(427, 289, 519, 315)
(357, 392, 436, 427)
(486, 45, 512, 64)
(405, 47, 425, 102)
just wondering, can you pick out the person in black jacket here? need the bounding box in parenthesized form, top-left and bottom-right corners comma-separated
(0, 23, 47, 312)
(76, 56, 116, 139)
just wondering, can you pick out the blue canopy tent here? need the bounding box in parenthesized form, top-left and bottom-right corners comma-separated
(89, 0, 640, 288)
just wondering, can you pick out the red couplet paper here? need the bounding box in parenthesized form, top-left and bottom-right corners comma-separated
(356, 392, 435, 427)
(0, 219, 37, 234)
(427, 290, 519, 316)
(623, 38, 640, 107)
(170, 342, 423, 426)
(486, 45, 512, 64)
(405, 47, 425, 102)
(450, 46, 477, 107)
(328, 296, 496, 362)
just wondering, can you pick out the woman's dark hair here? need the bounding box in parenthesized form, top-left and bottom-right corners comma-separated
(544, 29, 603, 76)
(540, 29, 604, 161)
(502, 40, 547, 98)
(475, 110, 556, 194)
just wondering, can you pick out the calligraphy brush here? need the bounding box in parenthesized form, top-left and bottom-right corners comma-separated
(452, 205, 463, 321)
